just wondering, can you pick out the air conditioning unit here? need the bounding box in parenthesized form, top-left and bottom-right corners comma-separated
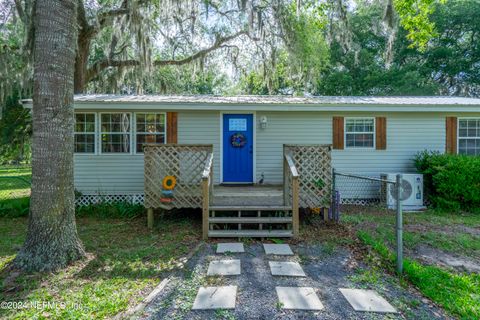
(380, 173, 425, 211)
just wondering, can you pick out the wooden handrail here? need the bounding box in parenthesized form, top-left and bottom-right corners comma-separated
(283, 152, 299, 237)
(202, 152, 214, 181)
(202, 152, 214, 239)
(284, 153, 299, 177)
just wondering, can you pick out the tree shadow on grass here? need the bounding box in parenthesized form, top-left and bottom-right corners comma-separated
(0, 211, 202, 314)
(75, 212, 202, 280)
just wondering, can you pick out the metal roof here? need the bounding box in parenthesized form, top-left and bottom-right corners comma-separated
(21, 94, 480, 105)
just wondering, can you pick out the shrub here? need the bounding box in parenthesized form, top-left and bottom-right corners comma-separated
(414, 151, 480, 212)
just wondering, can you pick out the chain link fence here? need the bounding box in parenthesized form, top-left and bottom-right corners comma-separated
(0, 173, 31, 216)
(332, 169, 405, 273)
(333, 171, 389, 205)
(0, 176, 31, 201)
(332, 170, 398, 218)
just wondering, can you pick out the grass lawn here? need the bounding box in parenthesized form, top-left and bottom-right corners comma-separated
(0, 215, 201, 319)
(341, 208, 480, 319)
(0, 166, 31, 199)
(0, 166, 31, 217)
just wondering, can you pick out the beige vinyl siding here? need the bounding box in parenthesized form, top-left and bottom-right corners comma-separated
(255, 112, 330, 184)
(177, 111, 221, 184)
(255, 112, 446, 184)
(74, 155, 144, 193)
(73, 109, 478, 195)
(74, 110, 221, 193)
(333, 113, 445, 175)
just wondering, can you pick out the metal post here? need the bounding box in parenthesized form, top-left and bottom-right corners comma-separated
(396, 174, 403, 274)
(332, 168, 336, 220)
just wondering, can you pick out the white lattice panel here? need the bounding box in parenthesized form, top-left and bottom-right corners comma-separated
(144, 144, 213, 209)
(285, 144, 332, 208)
(75, 194, 144, 207)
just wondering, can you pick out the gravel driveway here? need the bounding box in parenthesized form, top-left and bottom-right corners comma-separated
(141, 242, 451, 320)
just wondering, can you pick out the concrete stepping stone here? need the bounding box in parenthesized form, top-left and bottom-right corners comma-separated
(276, 287, 324, 310)
(339, 288, 398, 313)
(269, 261, 306, 277)
(263, 243, 293, 255)
(207, 260, 241, 276)
(217, 243, 244, 253)
(192, 286, 237, 310)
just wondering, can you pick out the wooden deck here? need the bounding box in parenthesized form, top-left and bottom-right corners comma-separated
(211, 185, 283, 207)
(144, 144, 333, 239)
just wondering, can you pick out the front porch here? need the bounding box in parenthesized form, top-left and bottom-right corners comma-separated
(212, 185, 283, 206)
(143, 144, 332, 239)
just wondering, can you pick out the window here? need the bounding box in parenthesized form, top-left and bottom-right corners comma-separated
(74, 113, 95, 153)
(345, 118, 375, 148)
(100, 113, 131, 153)
(135, 113, 166, 153)
(458, 119, 480, 155)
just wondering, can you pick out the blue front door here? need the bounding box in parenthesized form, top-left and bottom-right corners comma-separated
(223, 114, 253, 183)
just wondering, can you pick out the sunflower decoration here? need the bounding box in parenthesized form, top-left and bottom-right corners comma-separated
(162, 175, 177, 190)
(160, 175, 176, 203)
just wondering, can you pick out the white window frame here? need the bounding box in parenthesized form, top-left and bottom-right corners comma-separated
(457, 117, 480, 156)
(99, 112, 133, 155)
(134, 112, 167, 155)
(344, 117, 376, 149)
(74, 112, 97, 155)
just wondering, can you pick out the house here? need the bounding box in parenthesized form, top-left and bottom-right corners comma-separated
(22, 95, 480, 238)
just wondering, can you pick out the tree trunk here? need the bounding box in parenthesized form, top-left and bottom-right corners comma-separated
(74, 35, 91, 94)
(14, 0, 85, 272)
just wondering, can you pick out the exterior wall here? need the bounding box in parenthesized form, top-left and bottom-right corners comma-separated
(177, 111, 221, 183)
(255, 112, 446, 184)
(73, 108, 480, 195)
(74, 155, 144, 194)
(74, 110, 221, 193)
(255, 112, 331, 183)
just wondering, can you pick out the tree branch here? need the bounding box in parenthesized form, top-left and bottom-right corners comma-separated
(86, 30, 247, 82)
(155, 31, 247, 66)
(14, 0, 26, 24)
(95, 0, 129, 30)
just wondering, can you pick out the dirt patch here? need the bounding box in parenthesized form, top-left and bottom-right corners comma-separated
(405, 224, 480, 237)
(142, 242, 450, 319)
(412, 245, 480, 273)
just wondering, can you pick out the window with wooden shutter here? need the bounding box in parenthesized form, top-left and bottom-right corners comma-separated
(332, 117, 344, 149)
(375, 117, 387, 150)
(446, 117, 457, 154)
(345, 118, 375, 148)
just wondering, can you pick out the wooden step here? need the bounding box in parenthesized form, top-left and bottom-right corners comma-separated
(209, 217, 292, 224)
(208, 230, 293, 238)
(209, 206, 292, 211)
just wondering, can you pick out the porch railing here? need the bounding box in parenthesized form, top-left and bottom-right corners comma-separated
(284, 144, 332, 210)
(144, 144, 213, 228)
(201, 152, 214, 239)
(284, 152, 300, 236)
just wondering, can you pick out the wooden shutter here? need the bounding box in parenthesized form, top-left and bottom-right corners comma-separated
(332, 117, 344, 150)
(446, 117, 457, 154)
(375, 117, 387, 150)
(167, 112, 178, 143)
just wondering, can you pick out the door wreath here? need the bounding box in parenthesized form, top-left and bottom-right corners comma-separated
(230, 133, 247, 147)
